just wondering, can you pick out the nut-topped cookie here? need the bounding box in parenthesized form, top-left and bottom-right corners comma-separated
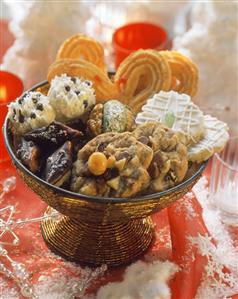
(88, 100, 135, 136)
(133, 122, 188, 192)
(70, 132, 153, 197)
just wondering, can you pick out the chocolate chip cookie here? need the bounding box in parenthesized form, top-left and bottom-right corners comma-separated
(133, 121, 188, 192)
(70, 132, 153, 197)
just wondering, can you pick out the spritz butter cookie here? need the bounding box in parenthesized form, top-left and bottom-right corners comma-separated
(114, 49, 172, 113)
(47, 58, 119, 101)
(160, 50, 198, 96)
(56, 34, 106, 72)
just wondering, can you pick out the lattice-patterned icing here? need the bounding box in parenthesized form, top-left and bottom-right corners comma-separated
(136, 91, 205, 145)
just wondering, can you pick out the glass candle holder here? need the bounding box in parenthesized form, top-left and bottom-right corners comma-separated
(210, 137, 238, 226)
(112, 22, 168, 68)
(0, 71, 23, 162)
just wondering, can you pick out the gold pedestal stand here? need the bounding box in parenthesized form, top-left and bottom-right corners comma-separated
(4, 111, 208, 268)
(41, 208, 153, 266)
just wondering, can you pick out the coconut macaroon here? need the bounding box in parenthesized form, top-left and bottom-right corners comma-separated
(48, 74, 96, 122)
(8, 91, 55, 134)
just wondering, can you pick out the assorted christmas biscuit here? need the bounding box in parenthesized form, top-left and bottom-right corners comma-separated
(87, 100, 135, 136)
(8, 91, 55, 134)
(71, 132, 153, 197)
(56, 34, 107, 73)
(7, 33, 229, 198)
(133, 122, 188, 192)
(188, 115, 229, 163)
(47, 59, 118, 101)
(114, 49, 172, 113)
(159, 51, 198, 96)
(48, 74, 96, 122)
(136, 91, 205, 145)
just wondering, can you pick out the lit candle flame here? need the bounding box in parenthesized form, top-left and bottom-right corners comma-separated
(0, 86, 7, 102)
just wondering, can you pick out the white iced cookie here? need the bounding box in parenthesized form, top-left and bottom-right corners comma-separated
(136, 90, 205, 145)
(48, 74, 96, 122)
(8, 92, 55, 134)
(188, 115, 229, 163)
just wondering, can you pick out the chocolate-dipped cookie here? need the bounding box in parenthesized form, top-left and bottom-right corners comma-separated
(44, 141, 73, 187)
(15, 138, 41, 173)
(24, 122, 83, 148)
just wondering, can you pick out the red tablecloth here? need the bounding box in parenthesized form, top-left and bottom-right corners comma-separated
(0, 160, 238, 299)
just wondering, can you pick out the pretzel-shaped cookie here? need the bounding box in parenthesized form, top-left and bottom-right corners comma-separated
(160, 51, 198, 97)
(56, 34, 106, 72)
(114, 50, 172, 113)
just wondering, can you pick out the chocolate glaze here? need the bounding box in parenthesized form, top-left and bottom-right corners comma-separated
(44, 141, 73, 186)
(16, 137, 41, 173)
(24, 122, 83, 148)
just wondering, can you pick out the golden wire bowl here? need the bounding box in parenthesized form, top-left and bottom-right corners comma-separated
(3, 81, 208, 267)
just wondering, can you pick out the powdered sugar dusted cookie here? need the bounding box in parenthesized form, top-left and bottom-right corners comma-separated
(188, 115, 229, 162)
(48, 74, 96, 122)
(136, 90, 205, 145)
(8, 91, 55, 134)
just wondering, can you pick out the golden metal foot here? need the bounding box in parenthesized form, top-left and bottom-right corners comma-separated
(41, 208, 153, 267)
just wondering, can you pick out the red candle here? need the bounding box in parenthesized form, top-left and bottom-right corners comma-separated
(112, 22, 168, 68)
(0, 71, 23, 162)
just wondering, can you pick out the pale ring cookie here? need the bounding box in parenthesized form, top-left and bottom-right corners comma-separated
(160, 51, 198, 97)
(114, 49, 172, 113)
(136, 90, 205, 146)
(56, 34, 106, 72)
(188, 115, 229, 163)
(47, 58, 119, 101)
